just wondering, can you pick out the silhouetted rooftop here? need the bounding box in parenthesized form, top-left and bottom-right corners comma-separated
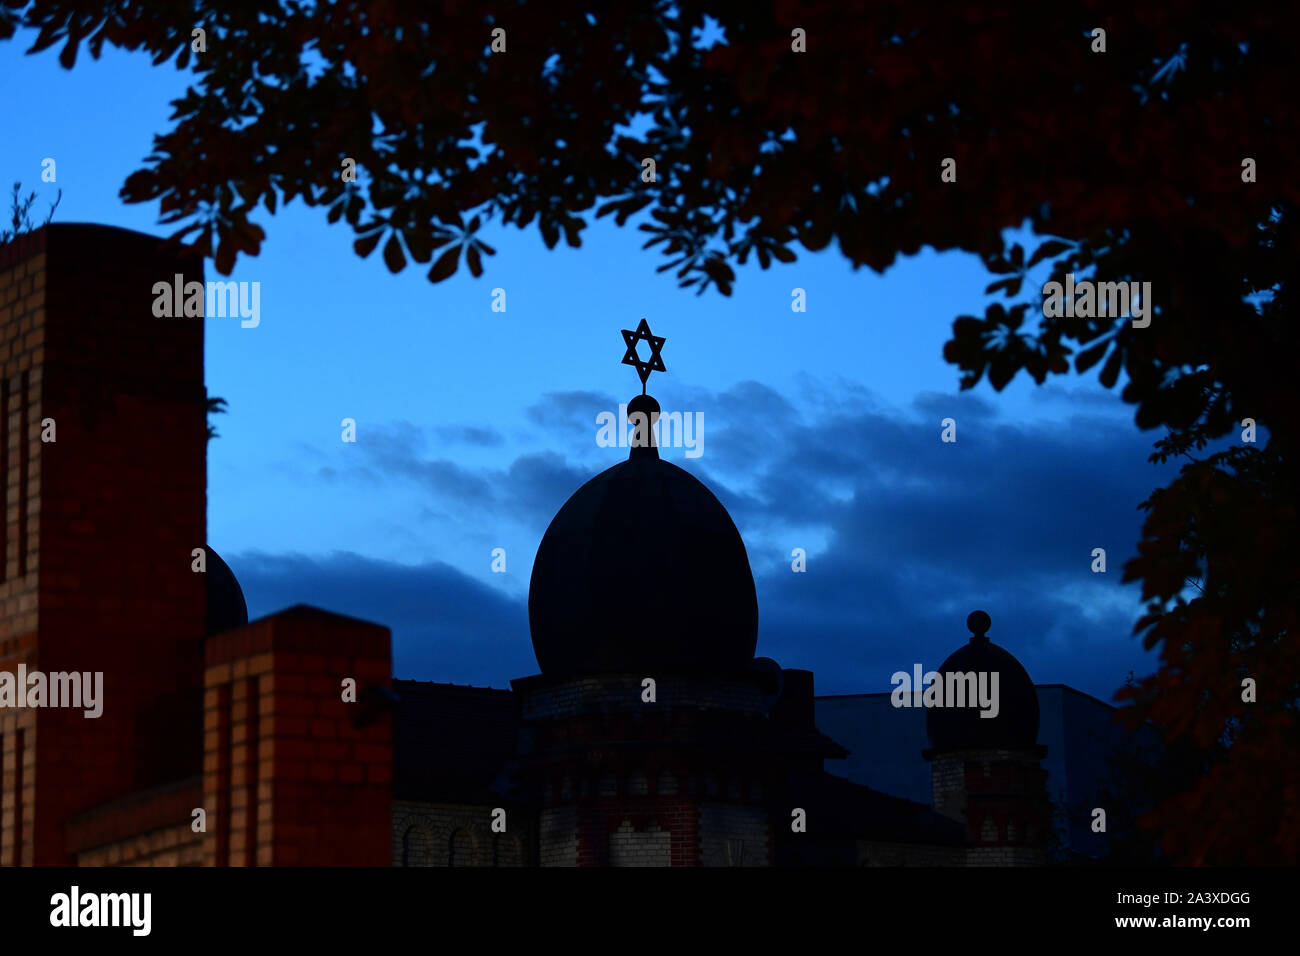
(788, 771, 967, 846)
(392, 680, 517, 803)
(926, 611, 1040, 752)
(205, 546, 248, 636)
(528, 427, 758, 676)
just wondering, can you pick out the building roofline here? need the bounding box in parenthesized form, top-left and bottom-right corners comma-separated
(816, 682, 1127, 712)
(393, 678, 513, 695)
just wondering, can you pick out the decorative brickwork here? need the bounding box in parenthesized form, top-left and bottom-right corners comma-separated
(574, 798, 701, 866)
(928, 747, 1050, 866)
(511, 671, 800, 867)
(609, 819, 671, 866)
(392, 799, 529, 867)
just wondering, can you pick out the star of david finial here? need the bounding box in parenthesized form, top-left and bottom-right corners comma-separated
(620, 318, 666, 394)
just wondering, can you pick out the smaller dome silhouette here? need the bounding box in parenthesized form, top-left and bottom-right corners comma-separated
(926, 611, 1039, 752)
(206, 546, 249, 635)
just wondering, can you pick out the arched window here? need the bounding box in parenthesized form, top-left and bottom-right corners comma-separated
(449, 828, 475, 867)
(401, 824, 432, 867)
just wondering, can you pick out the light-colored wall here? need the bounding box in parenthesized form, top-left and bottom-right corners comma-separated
(609, 820, 671, 866)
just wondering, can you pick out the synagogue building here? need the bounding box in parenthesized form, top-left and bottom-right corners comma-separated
(0, 225, 1137, 867)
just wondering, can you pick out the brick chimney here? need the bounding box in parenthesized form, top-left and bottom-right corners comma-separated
(203, 606, 392, 866)
(0, 224, 207, 864)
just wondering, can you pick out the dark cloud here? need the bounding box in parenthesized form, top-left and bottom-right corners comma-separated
(524, 390, 616, 436)
(265, 379, 1168, 701)
(318, 420, 496, 506)
(434, 424, 505, 447)
(504, 452, 592, 533)
(691, 386, 1170, 701)
(314, 422, 591, 537)
(910, 389, 998, 422)
(228, 550, 535, 686)
(1036, 382, 1136, 409)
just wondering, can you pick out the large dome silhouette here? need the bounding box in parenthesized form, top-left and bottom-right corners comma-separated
(528, 443, 758, 676)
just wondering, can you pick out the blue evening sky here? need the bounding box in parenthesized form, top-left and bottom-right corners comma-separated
(1, 31, 1168, 701)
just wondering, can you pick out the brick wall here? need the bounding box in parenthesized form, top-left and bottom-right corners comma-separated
(699, 802, 770, 866)
(65, 776, 201, 866)
(575, 799, 700, 866)
(0, 717, 34, 865)
(74, 825, 203, 867)
(931, 748, 1041, 819)
(203, 605, 392, 866)
(964, 845, 1045, 866)
(929, 747, 1050, 866)
(516, 671, 788, 867)
(609, 819, 671, 866)
(0, 228, 39, 864)
(0, 224, 207, 865)
(539, 807, 577, 866)
(930, 752, 967, 823)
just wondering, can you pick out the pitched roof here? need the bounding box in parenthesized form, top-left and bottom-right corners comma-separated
(786, 771, 967, 846)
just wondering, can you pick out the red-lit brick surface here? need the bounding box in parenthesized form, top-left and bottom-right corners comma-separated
(203, 606, 393, 866)
(64, 776, 203, 865)
(0, 224, 206, 865)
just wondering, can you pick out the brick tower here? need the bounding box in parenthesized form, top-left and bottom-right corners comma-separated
(0, 224, 208, 864)
(201, 605, 393, 866)
(923, 611, 1051, 865)
(509, 663, 844, 867)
